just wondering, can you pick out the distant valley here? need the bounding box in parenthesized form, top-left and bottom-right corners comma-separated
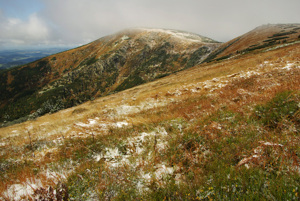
(0, 47, 72, 70)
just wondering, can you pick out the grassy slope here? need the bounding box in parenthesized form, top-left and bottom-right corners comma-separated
(0, 43, 299, 200)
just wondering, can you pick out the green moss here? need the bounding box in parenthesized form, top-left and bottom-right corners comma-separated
(254, 91, 299, 129)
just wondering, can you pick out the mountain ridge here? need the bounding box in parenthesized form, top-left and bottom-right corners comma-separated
(0, 28, 220, 125)
(204, 23, 300, 62)
(0, 24, 300, 126)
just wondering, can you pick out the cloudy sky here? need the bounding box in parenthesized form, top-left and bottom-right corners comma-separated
(0, 0, 299, 49)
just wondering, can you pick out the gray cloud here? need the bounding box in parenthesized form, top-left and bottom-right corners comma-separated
(1, 0, 300, 49)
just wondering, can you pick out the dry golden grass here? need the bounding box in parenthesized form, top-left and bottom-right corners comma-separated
(0, 42, 299, 200)
(1, 43, 299, 139)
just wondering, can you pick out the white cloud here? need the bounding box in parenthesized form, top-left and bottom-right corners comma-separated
(1, 0, 300, 48)
(0, 12, 50, 48)
(40, 0, 300, 44)
(24, 14, 49, 40)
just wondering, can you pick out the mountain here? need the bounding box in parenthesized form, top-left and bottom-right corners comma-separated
(204, 23, 300, 62)
(1, 24, 300, 126)
(0, 28, 220, 125)
(0, 24, 299, 200)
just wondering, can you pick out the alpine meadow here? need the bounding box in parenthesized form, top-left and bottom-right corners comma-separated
(0, 23, 299, 200)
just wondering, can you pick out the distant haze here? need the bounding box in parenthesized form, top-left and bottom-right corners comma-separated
(0, 0, 299, 49)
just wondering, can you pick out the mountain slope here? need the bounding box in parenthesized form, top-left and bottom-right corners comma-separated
(205, 23, 300, 62)
(0, 30, 299, 200)
(0, 28, 220, 125)
(1, 24, 300, 127)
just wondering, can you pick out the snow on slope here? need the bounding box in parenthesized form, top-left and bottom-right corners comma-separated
(137, 28, 215, 43)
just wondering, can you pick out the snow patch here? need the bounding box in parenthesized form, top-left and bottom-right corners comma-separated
(238, 141, 285, 168)
(52, 137, 64, 145)
(3, 179, 43, 201)
(9, 130, 20, 137)
(113, 98, 167, 117)
(259, 141, 283, 147)
(139, 28, 206, 43)
(4, 169, 71, 200)
(75, 117, 129, 131)
(104, 148, 120, 159)
(0, 142, 6, 146)
(264, 41, 300, 52)
(155, 164, 175, 180)
(44, 169, 68, 181)
(94, 147, 130, 168)
(26, 125, 33, 131)
(75, 118, 99, 127)
(121, 35, 130, 41)
(127, 127, 168, 154)
(282, 63, 294, 70)
(115, 121, 129, 128)
(115, 105, 140, 116)
(93, 127, 169, 169)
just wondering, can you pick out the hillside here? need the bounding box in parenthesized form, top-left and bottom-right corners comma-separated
(205, 23, 300, 62)
(0, 24, 299, 200)
(2, 24, 300, 127)
(0, 28, 220, 126)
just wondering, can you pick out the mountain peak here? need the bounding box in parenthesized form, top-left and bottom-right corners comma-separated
(114, 28, 219, 44)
